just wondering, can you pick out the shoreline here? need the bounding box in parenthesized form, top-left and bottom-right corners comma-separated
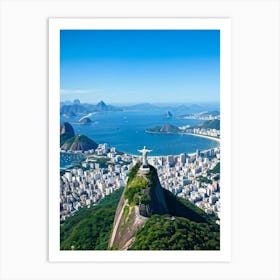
(145, 130, 220, 142)
(60, 134, 220, 169)
(183, 132, 220, 142)
(60, 146, 220, 170)
(82, 145, 220, 160)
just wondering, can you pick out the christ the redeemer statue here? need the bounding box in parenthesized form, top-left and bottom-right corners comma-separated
(138, 146, 152, 166)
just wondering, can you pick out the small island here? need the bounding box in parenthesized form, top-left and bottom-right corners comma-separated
(164, 111, 173, 118)
(146, 123, 180, 134)
(77, 117, 95, 124)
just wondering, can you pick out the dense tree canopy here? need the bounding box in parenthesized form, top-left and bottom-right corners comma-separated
(60, 188, 123, 250)
(129, 214, 220, 250)
(60, 163, 220, 251)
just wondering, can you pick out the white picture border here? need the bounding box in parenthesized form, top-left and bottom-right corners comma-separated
(49, 18, 231, 262)
(1, 0, 279, 279)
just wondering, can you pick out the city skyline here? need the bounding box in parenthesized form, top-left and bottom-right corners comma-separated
(60, 30, 220, 104)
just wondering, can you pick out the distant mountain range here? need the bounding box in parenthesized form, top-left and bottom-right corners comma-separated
(122, 103, 216, 114)
(60, 100, 219, 116)
(60, 103, 88, 115)
(122, 103, 160, 111)
(60, 100, 122, 115)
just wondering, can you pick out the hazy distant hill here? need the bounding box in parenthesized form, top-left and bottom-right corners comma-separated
(193, 119, 220, 130)
(122, 103, 160, 111)
(60, 103, 88, 115)
(62, 112, 77, 118)
(60, 100, 122, 115)
(164, 111, 173, 118)
(88, 101, 122, 112)
(200, 110, 220, 117)
(60, 100, 219, 116)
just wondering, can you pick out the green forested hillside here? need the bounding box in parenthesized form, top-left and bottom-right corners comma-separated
(163, 189, 217, 224)
(61, 134, 98, 151)
(194, 119, 220, 130)
(129, 214, 220, 250)
(60, 164, 220, 251)
(60, 188, 123, 250)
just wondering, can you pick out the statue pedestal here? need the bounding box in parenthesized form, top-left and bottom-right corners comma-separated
(138, 165, 150, 175)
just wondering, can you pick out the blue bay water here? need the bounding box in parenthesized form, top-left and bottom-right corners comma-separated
(60, 109, 219, 164)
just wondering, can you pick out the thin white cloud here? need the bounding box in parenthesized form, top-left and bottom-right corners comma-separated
(60, 89, 102, 95)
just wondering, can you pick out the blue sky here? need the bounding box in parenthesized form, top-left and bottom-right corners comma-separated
(60, 30, 220, 104)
